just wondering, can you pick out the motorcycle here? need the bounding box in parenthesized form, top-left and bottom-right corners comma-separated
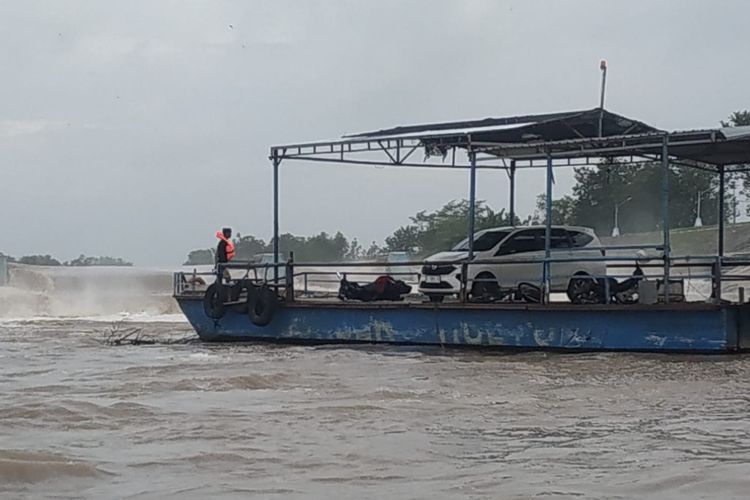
(338, 274, 412, 302)
(567, 261, 645, 305)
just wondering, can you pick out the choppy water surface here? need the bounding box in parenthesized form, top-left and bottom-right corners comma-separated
(2, 319, 750, 499)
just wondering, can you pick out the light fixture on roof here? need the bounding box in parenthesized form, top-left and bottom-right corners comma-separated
(598, 59, 608, 137)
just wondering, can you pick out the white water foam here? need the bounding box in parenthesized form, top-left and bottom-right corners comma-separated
(0, 264, 183, 322)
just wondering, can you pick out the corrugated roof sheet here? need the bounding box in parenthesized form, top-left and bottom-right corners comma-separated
(344, 108, 660, 142)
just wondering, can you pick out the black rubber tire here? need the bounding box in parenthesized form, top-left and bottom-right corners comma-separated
(248, 286, 278, 327)
(471, 272, 500, 298)
(566, 273, 599, 304)
(203, 283, 227, 319)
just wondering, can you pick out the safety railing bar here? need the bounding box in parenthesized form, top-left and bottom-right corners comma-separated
(549, 244, 664, 252)
(220, 253, 733, 270)
(292, 271, 421, 277)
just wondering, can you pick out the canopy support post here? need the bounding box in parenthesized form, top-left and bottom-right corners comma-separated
(467, 151, 477, 259)
(543, 152, 553, 304)
(463, 150, 477, 302)
(716, 164, 726, 303)
(718, 164, 726, 258)
(272, 152, 280, 284)
(661, 137, 670, 303)
(509, 160, 516, 224)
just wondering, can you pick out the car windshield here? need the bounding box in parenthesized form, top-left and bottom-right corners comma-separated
(451, 231, 510, 252)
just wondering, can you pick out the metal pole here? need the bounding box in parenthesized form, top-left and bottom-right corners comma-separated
(661, 136, 670, 303)
(464, 150, 477, 302)
(272, 152, 280, 284)
(718, 165, 725, 257)
(543, 152, 553, 303)
(694, 190, 703, 227)
(612, 203, 619, 237)
(468, 151, 477, 259)
(509, 160, 516, 225)
(598, 60, 607, 137)
(716, 164, 725, 303)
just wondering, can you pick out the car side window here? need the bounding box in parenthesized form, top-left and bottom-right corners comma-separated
(550, 228, 572, 249)
(495, 229, 546, 255)
(472, 231, 511, 252)
(568, 230, 593, 248)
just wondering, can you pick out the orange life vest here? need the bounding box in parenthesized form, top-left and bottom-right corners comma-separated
(216, 231, 236, 261)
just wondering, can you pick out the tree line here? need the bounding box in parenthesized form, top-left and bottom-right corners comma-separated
(0, 253, 133, 267)
(184, 110, 749, 264)
(184, 232, 385, 265)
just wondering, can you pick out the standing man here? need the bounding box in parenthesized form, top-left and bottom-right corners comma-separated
(215, 227, 235, 282)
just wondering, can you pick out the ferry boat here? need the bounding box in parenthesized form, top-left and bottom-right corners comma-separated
(175, 108, 750, 352)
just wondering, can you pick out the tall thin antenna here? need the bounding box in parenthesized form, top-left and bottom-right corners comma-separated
(598, 59, 607, 137)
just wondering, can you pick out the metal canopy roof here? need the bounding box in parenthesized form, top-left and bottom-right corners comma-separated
(475, 127, 750, 166)
(270, 109, 750, 168)
(344, 108, 659, 142)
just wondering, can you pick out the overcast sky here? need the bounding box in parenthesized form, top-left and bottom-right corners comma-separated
(1, 0, 748, 266)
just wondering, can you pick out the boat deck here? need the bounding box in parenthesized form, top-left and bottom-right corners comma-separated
(175, 290, 726, 311)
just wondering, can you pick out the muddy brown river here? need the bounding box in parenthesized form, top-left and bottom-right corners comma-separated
(2, 316, 750, 499)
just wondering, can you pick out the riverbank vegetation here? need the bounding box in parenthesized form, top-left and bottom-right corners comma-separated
(0, 253, 133, 267)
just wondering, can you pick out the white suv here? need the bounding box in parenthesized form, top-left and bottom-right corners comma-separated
(418, 225, 606, 302)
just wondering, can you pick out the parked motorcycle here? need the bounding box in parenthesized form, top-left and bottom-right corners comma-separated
(567, 262, 644, 305)
(338, 274, 412, 302)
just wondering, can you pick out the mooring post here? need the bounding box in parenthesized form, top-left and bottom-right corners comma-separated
(713, 257, 723, 304)
(272, 151, 280, 284)
(661, 136, 671, 303)
(543, 152, 553, 304)
(285, 251, 294, 302)
(509, 160, 516, 225)
(460, 261, 469, 303)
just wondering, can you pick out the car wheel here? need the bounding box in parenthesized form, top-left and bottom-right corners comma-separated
(427, 294, 445, 303)
(471, 272, 500, 298)
(566, 273, 599, 304)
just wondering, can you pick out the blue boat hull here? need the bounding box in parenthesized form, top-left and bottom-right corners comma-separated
(177, 298, 750, 352)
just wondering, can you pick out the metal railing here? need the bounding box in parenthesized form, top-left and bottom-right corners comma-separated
(173, 246, 750, 307)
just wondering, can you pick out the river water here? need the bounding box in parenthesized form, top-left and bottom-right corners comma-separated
(2, 265, 750, 498)
(2, 316, 750, 499)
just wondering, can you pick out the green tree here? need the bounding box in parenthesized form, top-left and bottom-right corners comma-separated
(346, 238, 363, 260)
(183, 249, 215, 265)
(721, 110, 750, 128)
(386, 199, 518, 256)
(274, 231, 350, 262)
(364, 241, 383, 259)
(65, 255, 133, 266)
(532, 194, 576, 225)
(564, 158, 718, 234)
(234, 234, 268, 260)
(385, 226, 420, 252)
(18, 254, 61, 266)
(721, 110, 750, 217)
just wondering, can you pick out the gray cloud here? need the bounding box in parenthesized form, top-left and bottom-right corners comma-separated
(1, 0, 748, 266)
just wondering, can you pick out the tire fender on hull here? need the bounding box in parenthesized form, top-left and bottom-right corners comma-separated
(248, 286, 278, 327)
(203, 283, 227, 319)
